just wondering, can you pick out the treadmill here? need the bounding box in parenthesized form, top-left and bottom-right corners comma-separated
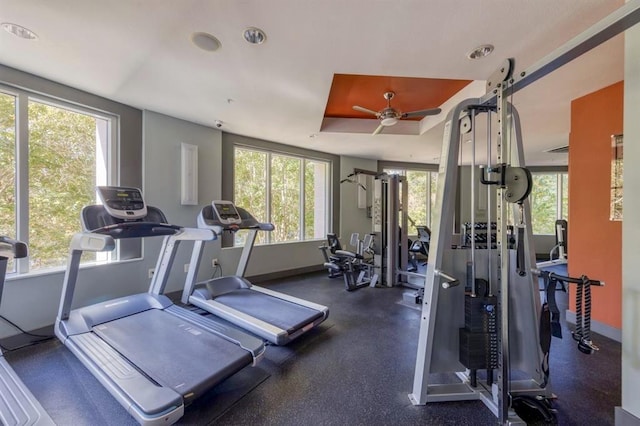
(55, 187, 265, 425)
(182, 200, 329, 345)
(0, 237, 55, 426)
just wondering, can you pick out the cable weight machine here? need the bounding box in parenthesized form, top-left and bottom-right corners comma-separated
(409, 59, 552, 425)
(408, 3, 640, 424)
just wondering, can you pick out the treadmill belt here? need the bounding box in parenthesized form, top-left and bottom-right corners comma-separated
(214, 289, 323, 334)
(92, 309, 251, 400)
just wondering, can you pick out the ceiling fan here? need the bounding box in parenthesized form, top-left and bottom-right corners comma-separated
(352, 91, 442, 135)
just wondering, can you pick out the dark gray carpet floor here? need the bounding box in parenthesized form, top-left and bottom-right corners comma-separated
(3, 267, 621, 425)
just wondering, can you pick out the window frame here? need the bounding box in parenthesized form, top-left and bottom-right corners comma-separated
(232, 144, 333, 246)
(1, 83, 120, 275)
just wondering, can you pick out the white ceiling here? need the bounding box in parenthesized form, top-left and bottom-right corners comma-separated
(0, 0, 625, 165)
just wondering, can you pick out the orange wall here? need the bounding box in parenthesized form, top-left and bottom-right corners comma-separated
(568, 81, 623, 329)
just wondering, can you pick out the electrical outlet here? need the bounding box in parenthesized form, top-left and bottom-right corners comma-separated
(148, 268, 155, 278)
(212, 258, 219, 267)
(184, 263, 190, 273)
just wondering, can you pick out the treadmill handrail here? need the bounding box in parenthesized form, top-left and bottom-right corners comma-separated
(0, 236, 28, 259)
(69, 232, 116, 252)
(148, 228, 215, 295)
(90, 222, 182, 239)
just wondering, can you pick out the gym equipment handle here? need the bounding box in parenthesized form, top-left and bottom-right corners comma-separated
(547, 271, 604, 287)
(436, 269, 460, 288)
(0, 236, 28, 259)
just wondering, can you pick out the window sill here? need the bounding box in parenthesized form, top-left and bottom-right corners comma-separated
(4, 257, 143, 282)
(227, 238, 326, 249)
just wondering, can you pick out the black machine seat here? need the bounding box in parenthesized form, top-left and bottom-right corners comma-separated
(335, 249, 363, 260)
(325, 233, 342, 253)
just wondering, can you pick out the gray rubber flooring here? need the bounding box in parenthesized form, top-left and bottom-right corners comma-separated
(3, 268, 621, 425)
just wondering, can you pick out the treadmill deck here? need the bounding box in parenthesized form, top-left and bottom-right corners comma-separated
(92, 309, 252, 401)
(213, 289, 324, 334)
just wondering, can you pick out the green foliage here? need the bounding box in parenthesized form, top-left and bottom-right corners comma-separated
(234, 148, 267, 245)
(530, 174, 561, 234)
(1, 95, 99, 271)
(304, 160, 328, 239)
(27, 101, 98, 268)
(270, 154, 301, 242)
(0, 93, 16, 240)
(234, 147, 329, 245)
(406, 170, 428, 227)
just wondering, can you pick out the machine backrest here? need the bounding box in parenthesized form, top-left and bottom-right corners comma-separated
(81, 205, 168, 232)
(416, 225, 431, 242)
(555, 219, 568, 254)
(362, 234, 374, 251)
(326, 233, 342, 253)
(349, 233, 360, 248)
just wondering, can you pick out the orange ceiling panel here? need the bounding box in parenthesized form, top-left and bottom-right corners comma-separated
(325, 74, 472, 121)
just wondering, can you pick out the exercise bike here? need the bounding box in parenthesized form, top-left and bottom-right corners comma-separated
(319, 233, 379, 291)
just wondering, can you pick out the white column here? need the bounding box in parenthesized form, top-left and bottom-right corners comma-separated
(619, 6, 640, 424)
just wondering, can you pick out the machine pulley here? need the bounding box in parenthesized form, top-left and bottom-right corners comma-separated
(479, 164, 532, 204)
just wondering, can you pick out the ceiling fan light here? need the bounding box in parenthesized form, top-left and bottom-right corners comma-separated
(381, 117, 398, 126)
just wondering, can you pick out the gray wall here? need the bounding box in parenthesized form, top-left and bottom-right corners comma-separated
(141, 110, 223, 293)
(620, 15, 640, 423)
(339, 156, 377, 244)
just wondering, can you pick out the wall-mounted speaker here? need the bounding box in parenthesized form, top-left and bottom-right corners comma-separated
(181, 143, 198, 205)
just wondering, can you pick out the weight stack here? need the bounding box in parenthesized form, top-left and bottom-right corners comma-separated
(459, 294, 498, 369)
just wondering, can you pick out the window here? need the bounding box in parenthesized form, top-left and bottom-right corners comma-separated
(610, 134, 623, 221)
(529, 172, 568, 234)
(233, 146, 330, 245)
(383, 168, 438, 230)
(0, 85, 116, 274)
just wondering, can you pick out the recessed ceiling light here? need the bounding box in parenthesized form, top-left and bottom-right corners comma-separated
(191, 32, 221, 52)
(467, 44, 494, 60)
(243, 27, 266, 45)
(1, 22, 38, 40)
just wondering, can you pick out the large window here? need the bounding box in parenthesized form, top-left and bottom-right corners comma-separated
(529, 172, 568, 234)
(383, 168, 438, 230)
(0, 86, 116, 274)
(234, 146, 330, 245)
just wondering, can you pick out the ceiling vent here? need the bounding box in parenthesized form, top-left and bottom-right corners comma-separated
(544, 145, 569, 154)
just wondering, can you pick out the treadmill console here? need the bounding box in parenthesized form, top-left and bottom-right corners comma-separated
(97, 186, 147, 220)
(211, 201, 242, 225)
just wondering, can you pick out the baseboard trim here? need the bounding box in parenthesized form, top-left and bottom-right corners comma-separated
(616, 407, 640, 426)
(565, 310, 622, 342)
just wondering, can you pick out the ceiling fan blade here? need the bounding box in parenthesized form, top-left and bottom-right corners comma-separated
(372, 123, 385, 136)
(353, 105, 379, 116)
(402, 107, 442, 118)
